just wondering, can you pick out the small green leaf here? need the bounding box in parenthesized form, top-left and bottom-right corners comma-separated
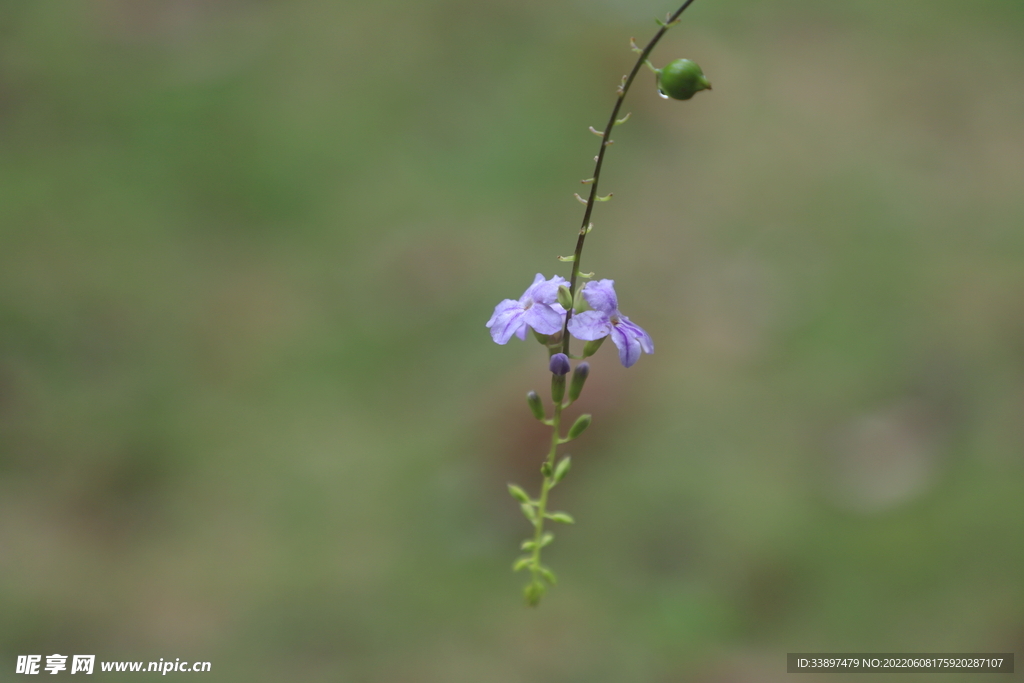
(547, 511, 575, 524)
(520, 539, 536, 551)
(508, 484, 530, 504)
(521, 502, 537, 523)
(539, 532, 555, 548)
(557, 254, 576, 262)
(540, 461, 553, 478)
(512, 556, 532, 572)
(538, 565, 558, 585)
(554, 456, 572, 483)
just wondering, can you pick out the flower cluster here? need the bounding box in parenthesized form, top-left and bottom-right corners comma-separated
(488, 273, 651, 606)
(484, 0, 706, 606)
(487, 274, 653, 367)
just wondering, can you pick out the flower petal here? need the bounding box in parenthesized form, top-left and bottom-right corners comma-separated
(617, 316, 653, 354)
(610, 323, 642, 367)
(567, 310, 612, 341)
(523, 302, 564, 335)
(519, 273, 547, 304)
(523, 274, 568, 305)
(581, 279, 619, 314)
(486, 300, 526, 344)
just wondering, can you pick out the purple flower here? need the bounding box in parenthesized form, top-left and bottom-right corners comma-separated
(486, 274, 568, 344)
(567, 279, 653, 367)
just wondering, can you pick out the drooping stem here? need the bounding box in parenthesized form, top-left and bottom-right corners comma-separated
(560, 0, 698, 356)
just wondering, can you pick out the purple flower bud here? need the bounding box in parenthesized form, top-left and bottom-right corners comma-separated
(549, 353, 570, 376)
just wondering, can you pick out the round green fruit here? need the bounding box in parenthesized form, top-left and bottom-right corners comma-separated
(657, 59, 711, 100)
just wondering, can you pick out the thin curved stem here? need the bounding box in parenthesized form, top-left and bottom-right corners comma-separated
(560, 0, 698, 356)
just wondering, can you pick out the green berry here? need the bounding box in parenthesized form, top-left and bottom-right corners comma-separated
(657, 59, 711, 100)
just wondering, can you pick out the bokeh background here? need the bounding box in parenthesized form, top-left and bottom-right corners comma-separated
(2, 0, 1023, 680)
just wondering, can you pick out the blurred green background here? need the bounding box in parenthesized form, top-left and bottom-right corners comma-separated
(2, 0, 1023, 680)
